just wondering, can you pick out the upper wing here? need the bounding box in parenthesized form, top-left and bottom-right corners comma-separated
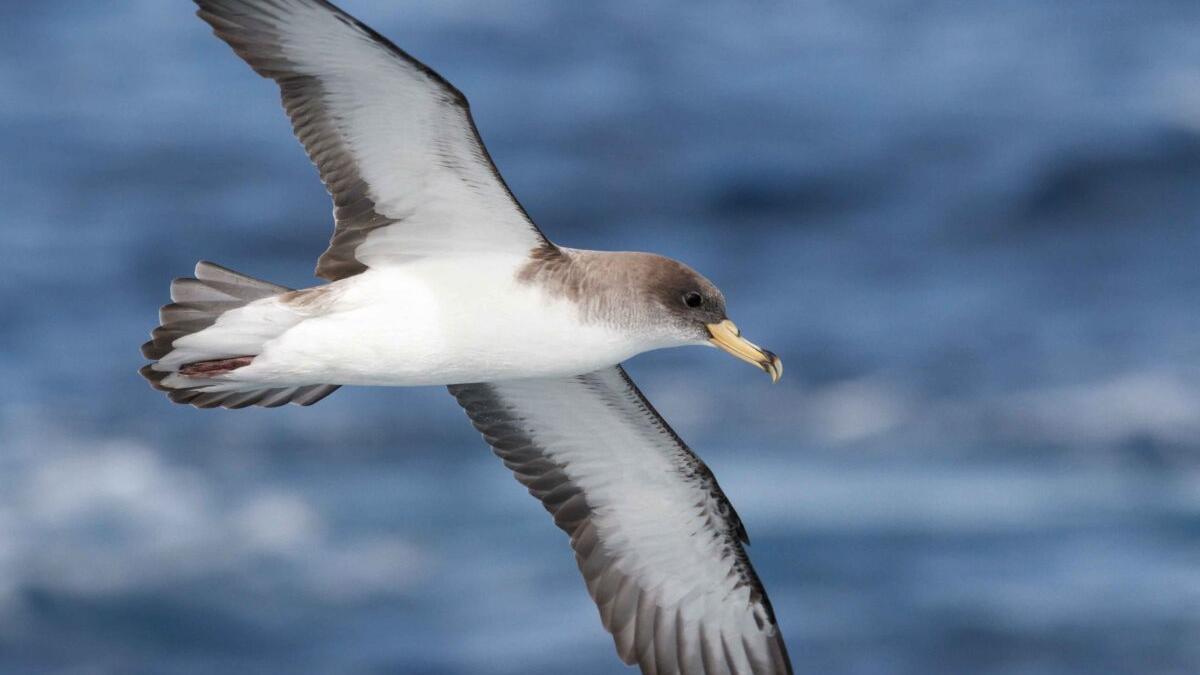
(195, 0, 550, 280)
(449, 367, 792, 675)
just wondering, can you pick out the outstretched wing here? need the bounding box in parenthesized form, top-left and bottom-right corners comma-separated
(450, 367, 792, 675)
(195, 0, 550, 280)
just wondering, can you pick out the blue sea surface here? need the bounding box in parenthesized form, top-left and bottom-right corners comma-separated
(1, 1, 1199, 673)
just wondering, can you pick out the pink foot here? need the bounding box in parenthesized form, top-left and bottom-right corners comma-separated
(179, 356, 254, 377)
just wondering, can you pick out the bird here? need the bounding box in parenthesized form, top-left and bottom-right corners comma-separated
(141, 1, 790, 673)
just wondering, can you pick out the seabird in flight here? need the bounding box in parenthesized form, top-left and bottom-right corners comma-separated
(141, 1, 790, 673)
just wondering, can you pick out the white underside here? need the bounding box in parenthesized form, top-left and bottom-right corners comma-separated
(160, 253, 673, 389)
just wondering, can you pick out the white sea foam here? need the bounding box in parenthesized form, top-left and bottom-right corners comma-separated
(0, 432, 426, 621)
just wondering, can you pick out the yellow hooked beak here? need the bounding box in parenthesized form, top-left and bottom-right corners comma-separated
(706, 319, 782, 383)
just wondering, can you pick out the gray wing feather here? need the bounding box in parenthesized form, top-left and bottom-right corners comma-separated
(194, 0, 550, 280)
(449, 367, 792, 675)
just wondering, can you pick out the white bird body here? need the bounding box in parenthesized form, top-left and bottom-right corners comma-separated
(160, 252, 656, 389)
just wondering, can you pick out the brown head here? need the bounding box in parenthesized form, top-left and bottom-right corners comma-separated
(520, 248, 782, 381)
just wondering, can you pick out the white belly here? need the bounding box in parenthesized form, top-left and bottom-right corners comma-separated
(242, 254, 641, 386)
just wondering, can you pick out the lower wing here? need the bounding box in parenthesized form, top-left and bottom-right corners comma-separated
(449, 366, 791, 675)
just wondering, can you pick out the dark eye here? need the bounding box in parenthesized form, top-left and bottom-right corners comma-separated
(682, 291, 703, 308)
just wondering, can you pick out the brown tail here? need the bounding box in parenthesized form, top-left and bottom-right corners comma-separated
(139, 261, 340, 409)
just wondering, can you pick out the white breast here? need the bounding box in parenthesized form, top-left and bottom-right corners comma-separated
(245, 254, 644, 387)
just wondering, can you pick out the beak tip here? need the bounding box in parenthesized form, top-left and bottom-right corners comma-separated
(707, 320, 781, 384)
(766, 353, 783, 383)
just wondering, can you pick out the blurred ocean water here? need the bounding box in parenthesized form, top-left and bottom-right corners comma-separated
(1, 1, 1199, 673)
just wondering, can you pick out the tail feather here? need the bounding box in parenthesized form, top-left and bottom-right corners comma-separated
(140, 364, 339, 409)
(140, 261, 340, 409)
(142, 261, 288, 360)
